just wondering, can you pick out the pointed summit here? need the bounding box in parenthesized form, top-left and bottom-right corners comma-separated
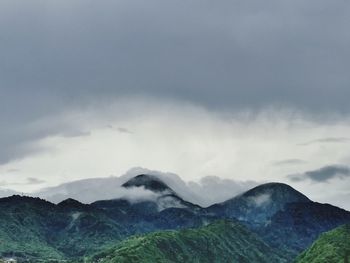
(122, 174, 174, 193)
(208, 182, 311, 224)
(57, 198, 88, 210)
(120, 174, 201, 211)
(240, 182, 310, 203)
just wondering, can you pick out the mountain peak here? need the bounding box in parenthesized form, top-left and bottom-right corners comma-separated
(240, 182, 310, 203)
(120, 174, 201, 211)
(57, 198, 87, 210)
(122, 174, 173, 193)
(208, 182, 311, 224)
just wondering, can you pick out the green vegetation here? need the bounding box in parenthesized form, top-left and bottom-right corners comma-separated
(296, 223, 350, 263)
(1, 179, 349, 263)
(89, 220, 287, 263)
(0, 196, 126, 261)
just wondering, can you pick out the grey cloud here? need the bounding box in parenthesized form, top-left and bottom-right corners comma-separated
(0, 0, 348, 113)
(273, 159, 307, 166)
(188, 176, 260, 207)
(106, 125, 133, 134)
(1, 0, 350, 163)
(59, 130, 91, 138)
(26, 177, 46, 185)
(0, 188, 19, 198)
(0, 114, 91, 165)
(117, 127, 133, 134)
(0, 141, 49, 166)
(299, 137, 350, 146)
(0, 177, 46, 186)
(288, 165, 350, 182)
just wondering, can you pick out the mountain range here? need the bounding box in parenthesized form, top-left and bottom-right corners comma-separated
(0, 173, 349, 262)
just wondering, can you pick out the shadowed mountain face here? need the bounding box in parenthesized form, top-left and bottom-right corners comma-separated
(0, 174, 349, 262)
(257, 202, 350, 256)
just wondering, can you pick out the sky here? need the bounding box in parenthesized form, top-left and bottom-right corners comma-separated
(1, 0, 350, 209)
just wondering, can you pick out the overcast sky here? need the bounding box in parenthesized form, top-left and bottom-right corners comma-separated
(1, 0, 350, 209)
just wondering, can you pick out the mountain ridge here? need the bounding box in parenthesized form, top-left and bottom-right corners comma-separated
(89, 220, 288, 263)
(0, 175, 349, 262)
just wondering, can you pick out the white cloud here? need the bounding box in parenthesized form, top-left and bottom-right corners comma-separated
(249, 193, 271, 207)
(188, 176, 259, 207)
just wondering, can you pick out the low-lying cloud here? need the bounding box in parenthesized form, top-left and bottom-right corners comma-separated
(33, 167, 260, 207)
(188, 176, 259, 207)
(249, 193, 271, 207)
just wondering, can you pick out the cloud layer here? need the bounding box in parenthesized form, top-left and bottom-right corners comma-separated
(32, 167, 259, 207)
(1, 0, 350, 114)
(1, 100, 350, 209)
(1, 0, 350, 166)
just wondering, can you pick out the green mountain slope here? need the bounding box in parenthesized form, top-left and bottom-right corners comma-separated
(1, 177, 349, 262)
(296, 223, 350, 263)
(0, 196, 126, 261)
(89, 220, 287, 263)
(0, 196, 65, 260)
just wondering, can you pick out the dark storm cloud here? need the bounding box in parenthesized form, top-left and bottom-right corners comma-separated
(288, 165, 350, 182)
(1, 0, 350, 164)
